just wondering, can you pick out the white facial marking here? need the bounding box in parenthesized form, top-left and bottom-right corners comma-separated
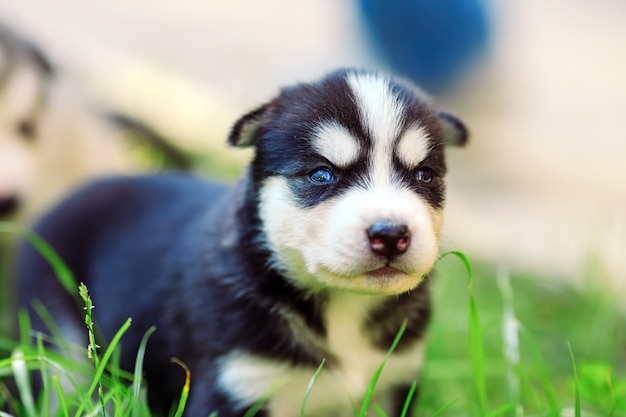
(258, 72, 443, 295)
(346, 72, 405, 189)
(397, 125, 431, 168)
(258, 176, 441, 294)
(311, 121, 360, 168)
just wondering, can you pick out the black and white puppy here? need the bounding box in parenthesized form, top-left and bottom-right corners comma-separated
(17, 69, 467, 416)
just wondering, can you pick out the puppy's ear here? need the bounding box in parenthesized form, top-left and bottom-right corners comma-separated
(438, 111, 469, 147)
(24, 41, 55, 77)
(228, 103, 271, 147)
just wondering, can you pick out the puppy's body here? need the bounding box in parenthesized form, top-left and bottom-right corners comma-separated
(18, 69, 467, 416)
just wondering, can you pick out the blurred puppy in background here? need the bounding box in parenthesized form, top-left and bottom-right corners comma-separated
(0, 22, 189, 224)
(0, 22, 189, 335)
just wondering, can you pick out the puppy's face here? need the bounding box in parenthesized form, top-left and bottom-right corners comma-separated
(0, 51, 46, 219)
(230, 70, 467, 295)
(0, 28, 53, 219)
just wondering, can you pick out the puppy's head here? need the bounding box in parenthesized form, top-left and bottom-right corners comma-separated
(0, 23, 54, 219)
(230, 69, 467, 295)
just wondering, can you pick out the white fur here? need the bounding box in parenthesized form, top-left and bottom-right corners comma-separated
(226, 72, 439, 414)
(218, 293, 425, 417)
(0, 56, 134, 221)
(258, 176, 441, 294)
(397, 125, 431, 168)
(257, 73, 441, 295)
(0, 62, 42, 204)
(346, 72, 405, 189)
(311, 121, 360, 168)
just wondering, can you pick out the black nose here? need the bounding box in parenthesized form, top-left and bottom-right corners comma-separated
(367, 222, 411, 258)
(0, 195, 19, 216)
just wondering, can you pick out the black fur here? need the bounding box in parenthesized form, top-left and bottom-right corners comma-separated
(16, 69, 467, 416)
(233, 69, 456, 210)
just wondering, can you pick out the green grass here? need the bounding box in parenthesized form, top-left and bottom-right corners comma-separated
(420, 258, 626, 417)
(1, 227, 625, 416)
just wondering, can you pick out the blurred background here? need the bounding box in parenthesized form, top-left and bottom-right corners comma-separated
(1, 0, 625, 290)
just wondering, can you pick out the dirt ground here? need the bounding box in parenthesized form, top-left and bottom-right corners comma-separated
(2, 0, 625, 287)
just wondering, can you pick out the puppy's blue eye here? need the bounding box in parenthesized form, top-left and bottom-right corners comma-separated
(309, 168, 335, 184)
(415, 167, 433, 183)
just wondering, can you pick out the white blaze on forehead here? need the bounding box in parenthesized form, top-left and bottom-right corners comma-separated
(311, 121, 360, 167)
(259, 175, 442, 294)
(397, 125, 431, 168)
(346, 72, 406, 188)
(346, 72, 405, 143)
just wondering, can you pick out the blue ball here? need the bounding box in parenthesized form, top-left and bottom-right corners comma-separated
(358, 0, 490, 93)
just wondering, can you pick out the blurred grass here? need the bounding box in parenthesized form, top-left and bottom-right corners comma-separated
(1, 224, 625, 416)
(421, 258, 626, 416)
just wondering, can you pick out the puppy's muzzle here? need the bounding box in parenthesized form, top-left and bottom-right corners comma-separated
(367, 221, 410, 258)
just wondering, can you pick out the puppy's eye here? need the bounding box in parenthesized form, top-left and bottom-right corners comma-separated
(17, 120, 37, 140)
(415, 167, 433, 183)
(309, 168, 335, 184)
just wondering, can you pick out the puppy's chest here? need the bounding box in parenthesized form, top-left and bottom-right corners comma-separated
(218, 294, 425, 417)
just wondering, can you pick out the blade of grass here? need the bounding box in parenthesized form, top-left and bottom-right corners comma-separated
(52, 374, 70, 417)
(518, 326, 559, 412)
(485, 403, 516, 417)
(79, 283, 107, 417)
(359, 319, 408, 417)
(497, 267, 521, 417)
(18, 310, 32, 348)
(10, 348, 37, 417)
(36, 335, 50, 417)
(438, 251, 486, 415)
(74, 317, 132, 417)
(437, 250, 472, 278)
(431, 399, 458, 417)
(128, 326, 156, 417)
(468, 292, 487, 415)
(0, 222, 77, 294)
(238, 372, 291, 417)
(31, 300, 64, 344)
(399, 380, 417, 417)
(372, 403, 386, 417)
(300, 358, 325, 417)
(242, 397, 268, 417)
(606, 367, 616, 417)
(170, 357, 191, 417)
(567, 342, 581, 417)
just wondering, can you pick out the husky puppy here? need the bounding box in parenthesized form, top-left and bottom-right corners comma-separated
(0, 23, 189, 224)
(17, 69, 467, 416)
(0, 23, 54, 219)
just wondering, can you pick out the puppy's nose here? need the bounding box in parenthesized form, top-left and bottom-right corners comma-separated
(367, 222, 410, 257)
(0, 195, 19, 216)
